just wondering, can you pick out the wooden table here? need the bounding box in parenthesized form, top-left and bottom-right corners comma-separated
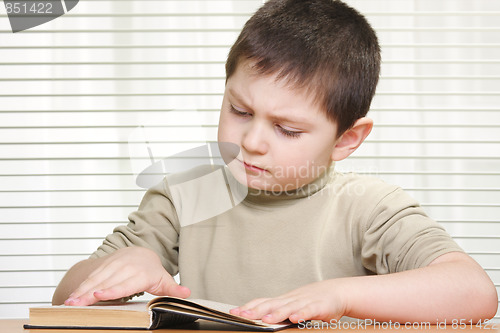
(3, 319, 500, 333)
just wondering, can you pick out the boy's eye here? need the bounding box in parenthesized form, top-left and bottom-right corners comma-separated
(277, 125, 302, 138)
(229, 105, 251, 117)
(229, 104, 302, 138)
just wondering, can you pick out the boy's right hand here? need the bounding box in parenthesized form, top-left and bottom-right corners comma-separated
(64, 247, 190, 306)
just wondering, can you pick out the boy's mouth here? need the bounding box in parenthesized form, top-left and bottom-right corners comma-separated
(238, 159, 268, 173)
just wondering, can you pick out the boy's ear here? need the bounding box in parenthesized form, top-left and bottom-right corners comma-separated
(331, 117, 373, 161)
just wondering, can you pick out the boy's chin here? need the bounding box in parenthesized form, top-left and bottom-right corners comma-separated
(225, 159, 311, 192)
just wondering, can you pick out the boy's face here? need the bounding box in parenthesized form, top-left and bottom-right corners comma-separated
(218, 61, 339, 192)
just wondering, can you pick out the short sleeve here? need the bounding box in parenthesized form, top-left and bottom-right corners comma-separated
(89, 178, 181, 276)
(360, 186, 464, 274)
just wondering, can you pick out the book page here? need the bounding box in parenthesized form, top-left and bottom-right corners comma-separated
(188, 298, 238, 314)
(150, 297, 291, 329)
(34, 301, 149, 312)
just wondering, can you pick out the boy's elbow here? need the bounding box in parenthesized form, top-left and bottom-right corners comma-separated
(478, 282, 498, 320)
(435, 253, 498, 321)
(466, 264, 498, 321)
(451, 276, 498, 323)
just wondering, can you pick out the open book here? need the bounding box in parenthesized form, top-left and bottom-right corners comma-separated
(25, 296, 294, 331)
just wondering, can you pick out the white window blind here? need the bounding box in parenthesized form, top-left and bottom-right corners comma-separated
(1, 0, 499, 321)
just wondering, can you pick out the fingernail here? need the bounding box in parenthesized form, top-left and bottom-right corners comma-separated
(65, 297, 77, 305)
(262, 314, 274, 323)
(241, 310, 252, 316)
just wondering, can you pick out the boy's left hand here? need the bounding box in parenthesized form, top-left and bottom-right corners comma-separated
(229, 280, 347, 324)
(231, 253, 498, 324)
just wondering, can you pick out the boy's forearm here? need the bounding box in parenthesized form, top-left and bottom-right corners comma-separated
(342, 252, 498, 323)
(52, 257, 105, 305)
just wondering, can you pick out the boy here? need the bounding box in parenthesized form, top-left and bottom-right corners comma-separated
(53, 0, 498, 324)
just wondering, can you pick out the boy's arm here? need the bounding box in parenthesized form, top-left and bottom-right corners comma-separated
(52, 247, 190, 306)
(231, 252, 498, 324)
(52, 177, 186, 306)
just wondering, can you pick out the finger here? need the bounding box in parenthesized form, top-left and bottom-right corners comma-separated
(288, 303, 316, 324)
(92, 273, 191, 302)
(241, 298, 292, 320)
(289, 311, 310, 324)
(155, 277, 191, 298)
(70, 271, 148, 306)
(65, 278, 119, 306)
(288, 302, 340, 324)
(93, 272, 153, 302)
(261, 300, 306, 324)
(230, 298, 270, 316)
(164, 284, 191, 298)
(66, 292, 99, 306)
(151, 272, 190, 298)
(66, 265, 132, 305)
(67, 261, 119, 301)
(64, 274, 117, 305)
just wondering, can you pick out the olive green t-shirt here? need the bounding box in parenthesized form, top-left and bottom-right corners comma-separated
(91, 165, 463, 305)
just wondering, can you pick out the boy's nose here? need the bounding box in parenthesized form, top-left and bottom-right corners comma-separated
(241, 122, 268, 155)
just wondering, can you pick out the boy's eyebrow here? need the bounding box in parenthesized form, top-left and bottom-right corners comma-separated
(227, 88, 249, 107)
(227, 88, 314, 127)
(270, 114, 312, 127)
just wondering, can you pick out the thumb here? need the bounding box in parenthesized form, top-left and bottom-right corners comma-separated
(153, 273, 191, 298)
(167, 284, 191, 298)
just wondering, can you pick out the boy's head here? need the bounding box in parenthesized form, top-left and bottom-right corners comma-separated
(218, 0, 379, 192)
(225, 0, 380, 137)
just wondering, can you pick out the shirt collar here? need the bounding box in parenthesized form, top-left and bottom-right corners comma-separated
(242, 163, 335, 205)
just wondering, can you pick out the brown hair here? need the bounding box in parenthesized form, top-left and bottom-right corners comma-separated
(225, 0, 380, 137)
